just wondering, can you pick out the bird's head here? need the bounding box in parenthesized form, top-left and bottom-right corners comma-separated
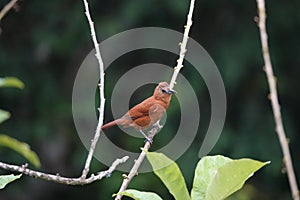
(154, 82, 176, 101)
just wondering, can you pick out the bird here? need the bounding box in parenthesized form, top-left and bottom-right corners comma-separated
(101, 82, 176, 142)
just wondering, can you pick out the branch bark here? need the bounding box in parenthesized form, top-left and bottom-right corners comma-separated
(0, 0, 18, 22)
(114, 0, 196, 199)
(169, 0, 195, 89)
(256, 0, 299, 199)
(0, 0, 129, 186)
(81, 0, 106, 179)
(114, 127, 158, 200)
(0, 157, 128, 185)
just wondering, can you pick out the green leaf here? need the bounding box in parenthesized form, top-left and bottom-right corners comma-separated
(0, 134, 41, 168)
(117, 189, 163, 200)
(0, 174, 22, 189)
(146, 152, 191, 200)
(207, 158, 270, 200)
(191, 155, 270, 200)
(0, 77, 24, 89)
(191, 155, 232, 200)
(0, 109, 10, 124)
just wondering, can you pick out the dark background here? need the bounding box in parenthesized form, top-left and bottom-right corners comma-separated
(1, 0, 299, 199)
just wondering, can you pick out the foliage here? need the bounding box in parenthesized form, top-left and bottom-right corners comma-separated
(0, 0, 299, 199)
(147, 152, 191, 200)
(0, 77, 40, 189)
(191, 155, 270, 200)
(117, 189, 163, 200)
(119, 153, 269, 200)
(0, 134, 41, 168)
(0, 109, 10, 124)
(0, 77, 24, 89)
(0, 174, 22, 190)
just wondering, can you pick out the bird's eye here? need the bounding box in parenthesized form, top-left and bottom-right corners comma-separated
(161, 88, 167, 93)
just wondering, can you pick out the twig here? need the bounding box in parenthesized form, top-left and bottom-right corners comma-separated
(169, 0, 195, 89)
(114, 128, 158, 200)
(114, 0, 196, 199)
(0, 156, 128, 185)
(256, 0, 299, 199)
(0, 0, 17, 22)
(0, 0, 128, 186)
(81, 0, 106, 179)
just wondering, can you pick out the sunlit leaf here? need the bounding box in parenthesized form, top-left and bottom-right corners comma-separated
(0, 77, 24, 89)
(191, 155, 270, 200)
(0, 134, 41, 168)
(146, 152, 191, 200)
(117, 189, 163, 200)
(206, 158, 270, 200)
(0, 109, 10, 124)
(191, 155, 232, 200)
(0, 174, 22, 189)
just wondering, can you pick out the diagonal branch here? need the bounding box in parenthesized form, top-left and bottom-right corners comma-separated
(256, 0, 299, 199)
(114, 126, 158, 200)
(0, 0, 18, 22)
(169, 0, 195, 89)
(114, 0, 196, 199)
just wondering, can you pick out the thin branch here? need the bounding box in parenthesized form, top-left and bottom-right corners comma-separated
(114, 0, 196, 199)
(0, 0, 128, 186)
(0, 0, 17, 22)
(81, 0, 106, 179)
(114, 127, 158, 200)
(256, 0, 299, 199)
(169, 0, 195, 89)
(0, 156, 128, 185)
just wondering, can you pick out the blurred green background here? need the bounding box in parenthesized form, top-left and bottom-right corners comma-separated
(0, 0, 299, 199)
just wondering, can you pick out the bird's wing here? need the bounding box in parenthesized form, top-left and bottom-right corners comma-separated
(124, 97, 154, 120)
(148, 103, 165, 114)
(148, 103, 166, 121)
(125, 98, 166, 121)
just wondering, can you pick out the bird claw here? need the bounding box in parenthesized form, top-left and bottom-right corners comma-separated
(144, 137, 153, 144)
(139, 130, 153, 144)
(105, 172, 112, 178)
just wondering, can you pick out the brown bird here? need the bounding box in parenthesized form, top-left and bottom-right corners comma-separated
(102, 82, 176, 142)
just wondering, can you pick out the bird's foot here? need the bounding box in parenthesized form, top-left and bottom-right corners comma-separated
(105, 172, 112, 178)
(144, 137, 153, 144)
(139, 130, 153, 144)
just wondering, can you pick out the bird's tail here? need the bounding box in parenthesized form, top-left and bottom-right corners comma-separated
(102, 120, 118, 130)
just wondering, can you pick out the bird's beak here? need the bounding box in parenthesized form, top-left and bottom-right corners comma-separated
(167, 88, 176, 95)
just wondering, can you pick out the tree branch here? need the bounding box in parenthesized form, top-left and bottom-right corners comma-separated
(0, 156, 128, 185)
(114, 0, 196, 199)
(0, 0, 18, 22)
(114, 127, 158, 200)
(256, 0, 299, 199)
(0, 0, 129, 186)
(169, 0, 195, 89)
(81, 0, 106, 179)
